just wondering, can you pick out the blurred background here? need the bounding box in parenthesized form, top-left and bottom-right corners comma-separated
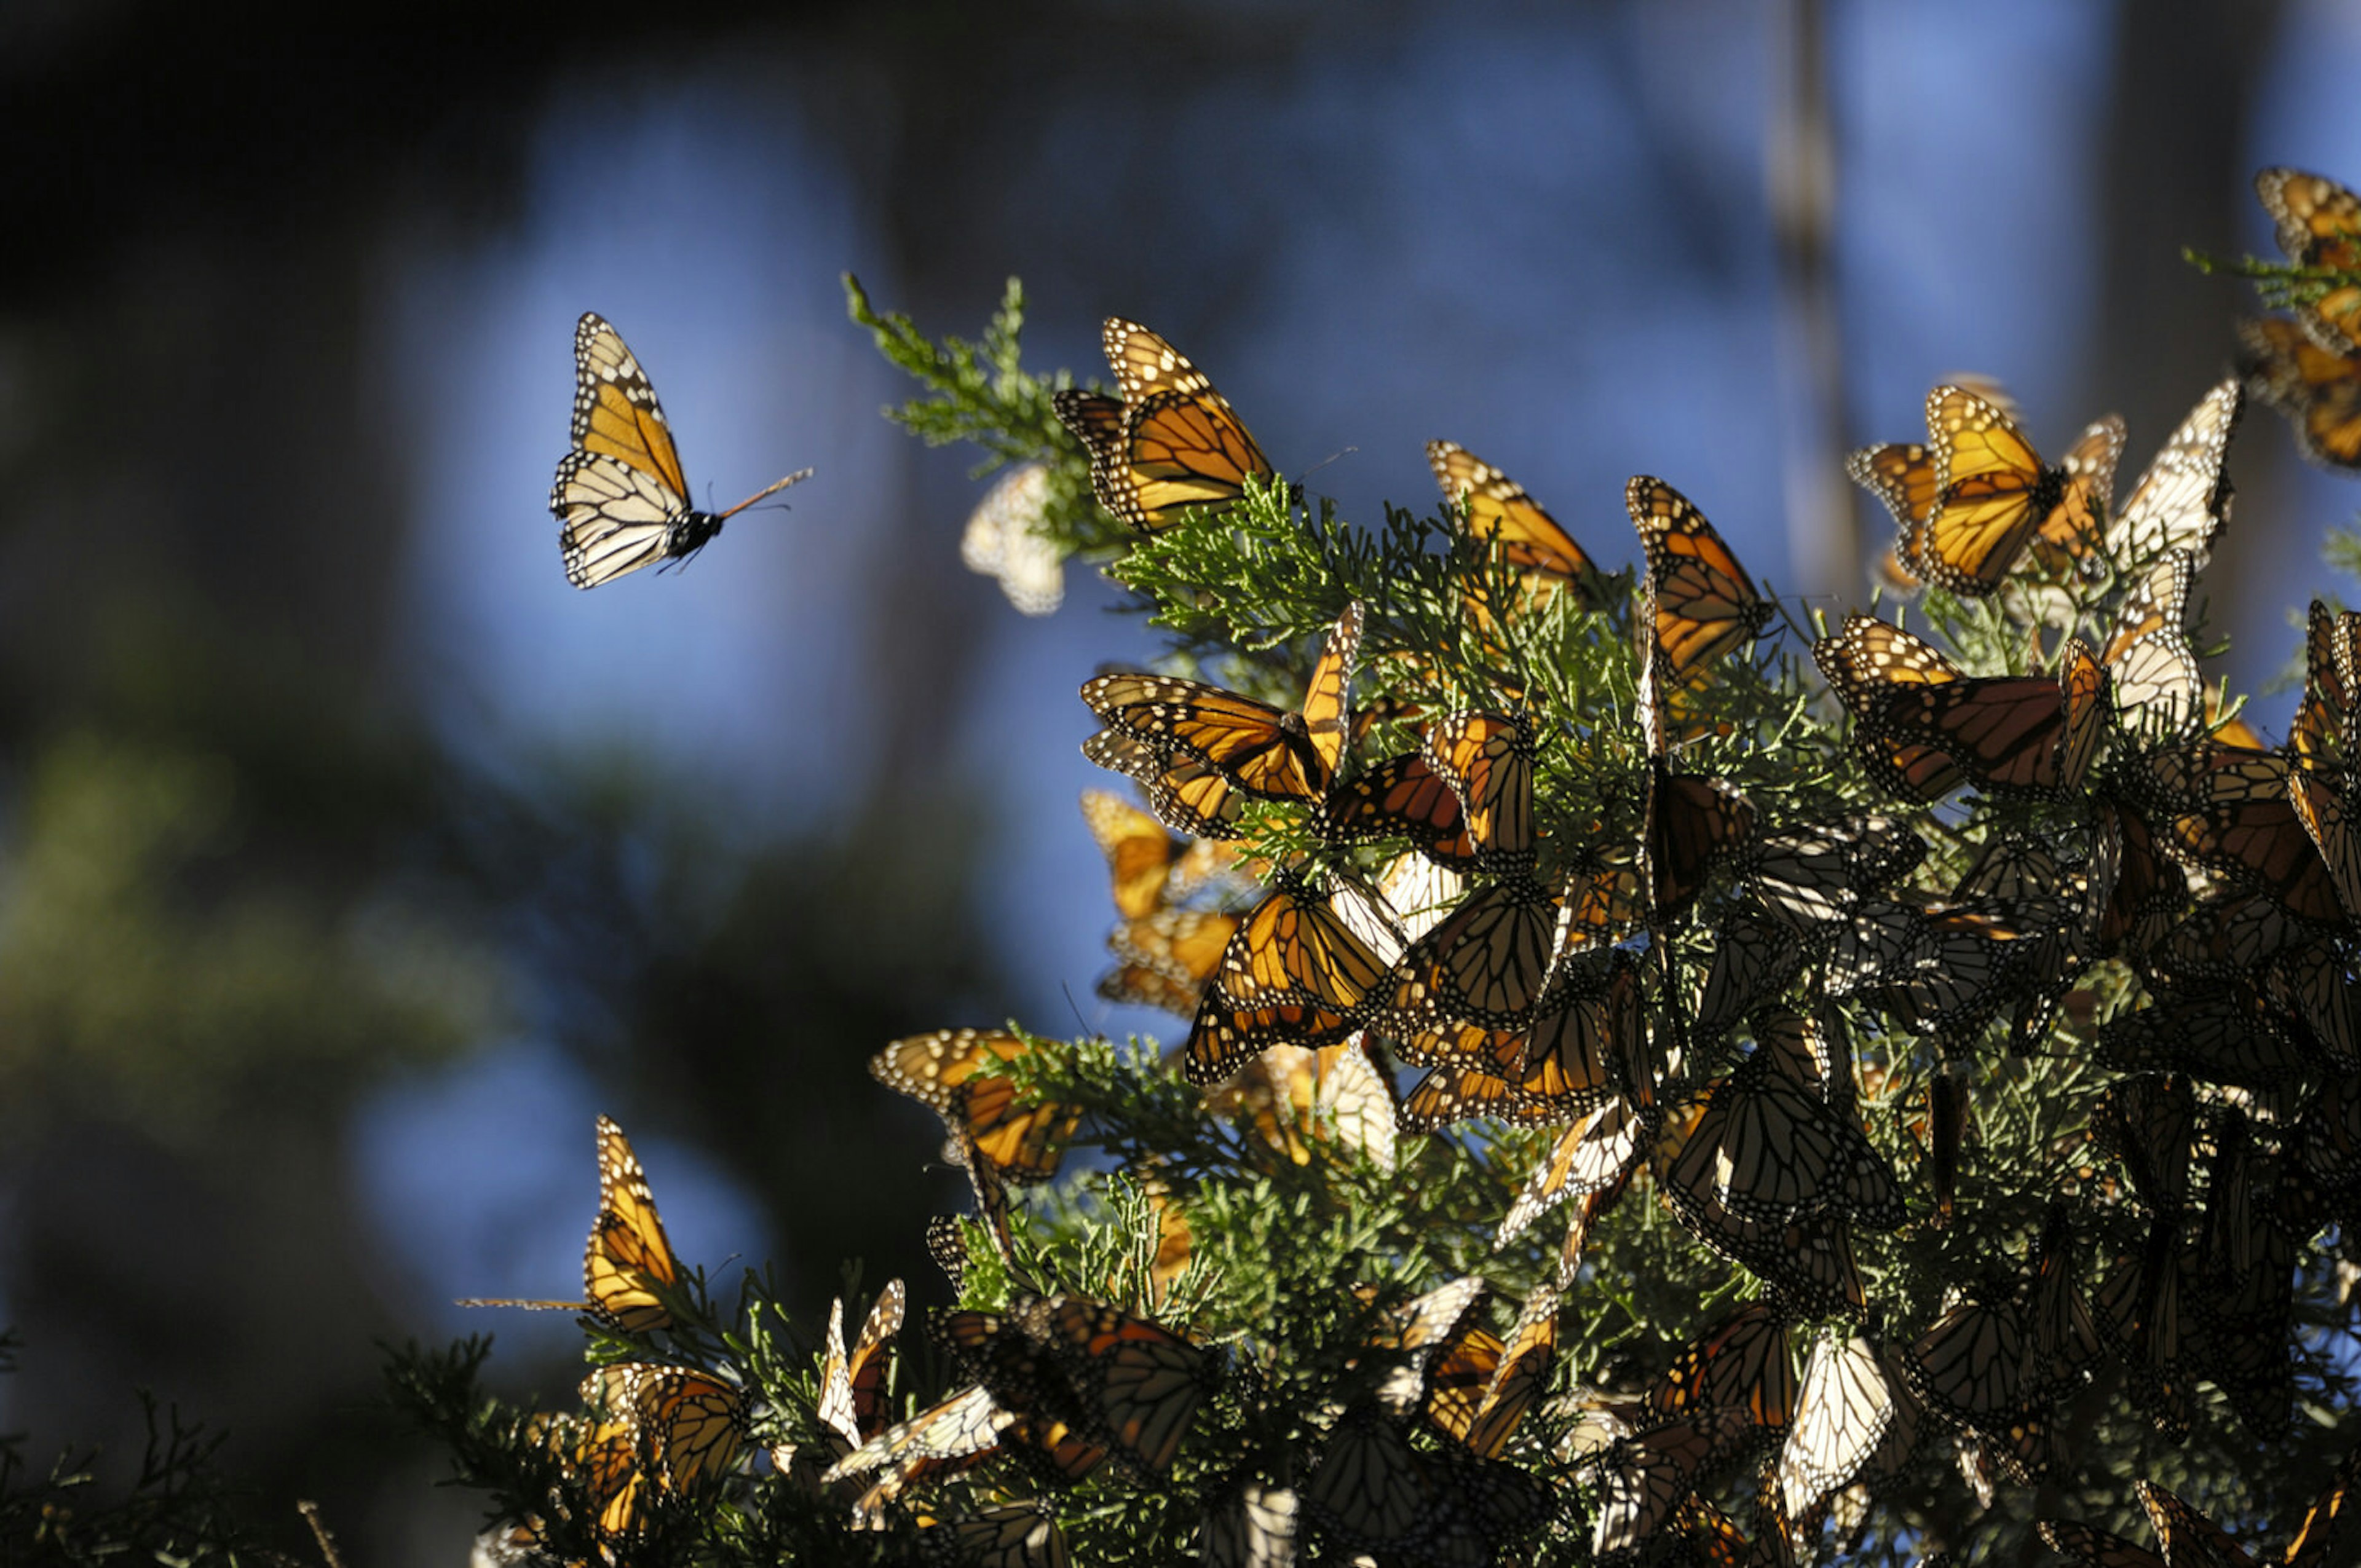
(6, 0, 2360, 1559)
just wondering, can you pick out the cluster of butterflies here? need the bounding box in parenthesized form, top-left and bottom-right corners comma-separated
(461, 1117, 749, 1559)
(1008, 302, 2361, 1558)
(2239, 168, 2361, 471)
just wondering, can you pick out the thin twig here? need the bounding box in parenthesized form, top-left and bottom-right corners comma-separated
(296, 1500, 347, 1568)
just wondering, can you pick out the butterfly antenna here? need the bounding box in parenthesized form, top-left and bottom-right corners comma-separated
(1295, 447, 1359, 482)
(1059, 981, 1095, 1038)
(717, 467, 816, 521)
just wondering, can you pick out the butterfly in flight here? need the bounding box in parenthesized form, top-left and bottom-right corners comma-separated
(549, 313, 812, 588)
(1054, 319, 1275, 533)
(2258, 167, 2361, 352)
(2239, 317, 2361, 471)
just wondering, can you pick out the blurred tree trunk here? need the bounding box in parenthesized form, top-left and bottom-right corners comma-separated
(2092, 0, 2278, 641)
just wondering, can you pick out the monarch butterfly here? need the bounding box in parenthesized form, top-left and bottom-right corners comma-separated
(1198, 1481, 1299, 1568)
(2138, 1482, 2264, 1568)
(925, 1503, 1070, 1568)
(1654, 1106, 1869, 1317)
(2240, 316, 2361, 470)
(1082, 602, 1362, 806)
(457, 1115, 682, 1334)
(1428, 440, 1610, 607)
(1053, 318, 1276, 533)
(961, 462, 1064, 615)
(1909, 384, 2105, 594)
(2140, 743, 2343, 924)
(1184, 872, 1401, 1084)
(1206, 1037, 1398, 1171)
(1422, 710, 1537, 873)
(1302, 1405, 1429, 1553)
(1313, 751, 1478, 868)
(1743, 816, 1929, 933)
(2258, 167, 2361, 352)
(938, 1295, 1209, 1475)
(817, 1280, 904, 1451)
(2264, 939, 2360, 1068)
(1627, 477, 1772, 679)
(548, 313, 812, 589)
(2103, 553, 2201, 743)
(1695, 908, 1807, 1046)
(1657, 1054, 1833, 1232)
(1395, 962, 1621, 1131)
(2294, 601, 2361, 774)
(1775, 1332, 1921, 1545)
(1386, 874, 1559, 1028)
(1081, 728, 1249, 840)
(1816, 615, 2095, 800)
(871, 1030, 1083, 1186)
(1644, 1304, 1797, 1433)
(2038, 1519, 2168, 1568)
(1425, 1283, 1559, 1458)
(2097, 989, 2309, 1090)
(1585, 1409, 1750, 1561)
(1850, 412, 2124, 585)
(1644, 765, 1757, 921)
(1495, 1095, 1648, 1247)
(1082, 790, 1192, 922)
(582, 1363, 746, 1495)
(2105, 379, 2244, 567)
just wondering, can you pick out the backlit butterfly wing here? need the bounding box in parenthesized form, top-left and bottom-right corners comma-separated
(2038, 1521, 2168, 1568)
(817, 1280, 904, 1451)
(585, 1116, 680, 1334)
(819, 1383, 1010, 1484)
(1386, 875, 1559, 1028)
(872, 1030, 1082, 1186)
(1058, 318, 1275, 534)
(1082, 728, 1247, 840)
(2033, 414, 2129, 571)
(1846, 442, 1937, 583)
(1920, 384, 2070, 594)
(1421, 710, 1536, 873)
(1184, 875, 1399, 1084)
(1495, 1097, 1647, 1245)
(585, 1363, 746, 1494)
(1428, 440, 1607, 604)
(550, 314, 810, 588)
(579, 1416, 651, 1545)
(1199, 1482, 1299, 1568)
(1018, 1296, 1210, 1475)
(2105, 553, 2201, 742)
(1645, 1303, 1797, 1433)
(1082, 603, 1361, 800)
(1628, 476, 1771, 679)
(1082, 790, 1186, 921)
(2137, 1481, 2259, 1568)
(2258, 167, 2361, 352)
(2239, 317, 2361, 470)
(1587, 1411, 1746, 1560)
(962, 462, 1064, 615)
(1776, 1333, 1915, 1535)
(929, 1504, 1070, 1568)
(1102, 906, 1239, 1015)
(2105, 380, 2242, 567)
(1315, 752, 1479, 867)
